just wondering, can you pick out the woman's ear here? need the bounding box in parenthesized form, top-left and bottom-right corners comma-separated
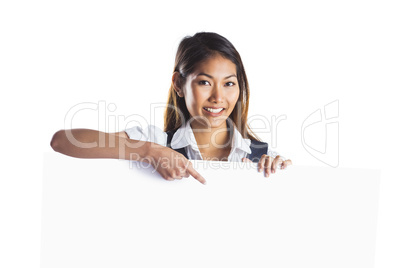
(172, 71, 184, 97)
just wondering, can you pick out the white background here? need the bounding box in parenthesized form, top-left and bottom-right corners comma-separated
(0, 0, 401, 267)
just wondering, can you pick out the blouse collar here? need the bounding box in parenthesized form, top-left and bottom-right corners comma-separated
(170, 119, 252, 154)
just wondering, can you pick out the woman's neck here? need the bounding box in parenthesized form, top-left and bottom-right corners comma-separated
(190, 120, 232, 153)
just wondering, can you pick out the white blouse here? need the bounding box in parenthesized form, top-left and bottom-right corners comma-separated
(125, 120, 278, 162)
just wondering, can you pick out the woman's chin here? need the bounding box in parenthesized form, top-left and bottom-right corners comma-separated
(207, 116, 228, 128)
(190, 114, 228, 129)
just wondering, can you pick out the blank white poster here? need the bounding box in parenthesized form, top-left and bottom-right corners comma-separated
(41, 153, 380, 268)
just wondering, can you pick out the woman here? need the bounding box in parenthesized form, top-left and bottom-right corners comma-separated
(51, 32, 292, 185)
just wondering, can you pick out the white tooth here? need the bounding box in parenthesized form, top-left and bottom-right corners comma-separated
(206, 108, 223, 113)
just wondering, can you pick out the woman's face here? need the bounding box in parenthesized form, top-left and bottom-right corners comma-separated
(180, 55, 240, 130)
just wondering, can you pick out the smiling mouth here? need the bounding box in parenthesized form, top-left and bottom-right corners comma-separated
(203, 107, 225, 113)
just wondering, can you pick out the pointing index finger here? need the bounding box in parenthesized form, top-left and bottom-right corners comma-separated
(187, 164, 207, 185)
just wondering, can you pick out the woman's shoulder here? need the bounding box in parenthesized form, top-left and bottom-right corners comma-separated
(249, 139, 268, 153)
(124, 125, 168, 146)
(249, 139, 268, 146)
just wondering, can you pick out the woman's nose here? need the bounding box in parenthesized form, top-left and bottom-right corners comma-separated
(210, 84, 224, 103)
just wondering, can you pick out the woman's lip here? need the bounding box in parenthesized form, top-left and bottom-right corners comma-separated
(203, 107, 225, 109)
(202, 107, 225, 117)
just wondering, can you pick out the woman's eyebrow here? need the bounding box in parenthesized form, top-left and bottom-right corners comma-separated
(197, 72, 237, 79)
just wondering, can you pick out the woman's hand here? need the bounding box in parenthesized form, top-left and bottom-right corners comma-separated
(242, 155, 292, 178)
(143, 143, 206, 185)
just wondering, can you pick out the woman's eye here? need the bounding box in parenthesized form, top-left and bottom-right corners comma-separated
(198, 81, 236, 86)
(199, 80, 210, 86)
(226, 82, 235, 86)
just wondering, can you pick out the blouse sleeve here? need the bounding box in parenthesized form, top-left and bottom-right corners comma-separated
(124, 125, 168, 147)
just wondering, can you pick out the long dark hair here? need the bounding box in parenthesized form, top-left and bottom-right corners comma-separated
(164, 32, 260, 141)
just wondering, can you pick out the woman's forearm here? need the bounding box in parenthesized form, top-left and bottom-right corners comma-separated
(50, 129, 150, 161)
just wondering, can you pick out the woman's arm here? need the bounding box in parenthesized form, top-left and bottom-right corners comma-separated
(50, 128, 206, 184)
(50, 129, 150, 161)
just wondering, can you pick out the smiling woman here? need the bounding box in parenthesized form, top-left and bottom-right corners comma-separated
(50, 32, 292, 184)
(171, 55, 241, 161)
(176, 55, 239, 127)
